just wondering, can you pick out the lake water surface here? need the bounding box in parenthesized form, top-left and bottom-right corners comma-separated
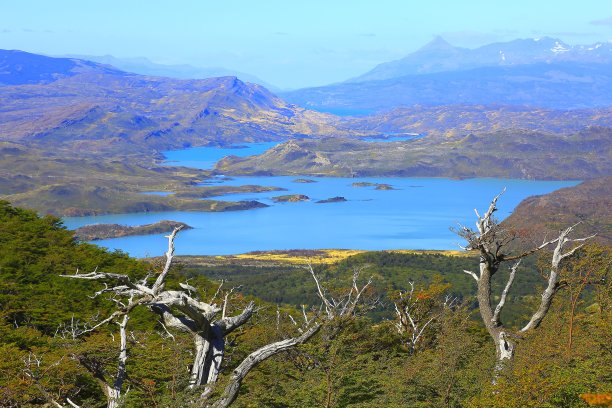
(63, 143, 579, 257)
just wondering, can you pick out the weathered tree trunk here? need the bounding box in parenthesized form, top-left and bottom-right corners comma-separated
(190, 333, 212, 387)
(208, 324, 321, 408)
(476, 262, 515, 370)
(106, 388, 121, 408)
(189, 325, 226, 388)
(103, 314, 129, 408)
(206, 325, 225, 385)
(457, 193, 593, 380)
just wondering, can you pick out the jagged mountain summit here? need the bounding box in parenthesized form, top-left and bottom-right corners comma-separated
(348, 36, 612, 82)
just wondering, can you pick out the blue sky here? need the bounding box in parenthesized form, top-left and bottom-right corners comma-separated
(1, 0, 611, 88)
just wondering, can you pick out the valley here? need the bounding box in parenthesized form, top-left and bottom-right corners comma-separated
(1, 47, 610, 254)
(1, 11, 611, 406)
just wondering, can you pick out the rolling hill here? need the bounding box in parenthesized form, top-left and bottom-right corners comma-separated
(214, 127, 612, 180)
(0, 50, 359, 156)
(502, 177, 612, 246)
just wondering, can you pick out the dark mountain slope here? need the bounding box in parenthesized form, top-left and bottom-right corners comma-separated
(502, 177, 612, 246)
(282, 62, 612, 113)
(61, 53, 279, 90)
(0, 49, 125, 85)
(349, 37, 612, 83)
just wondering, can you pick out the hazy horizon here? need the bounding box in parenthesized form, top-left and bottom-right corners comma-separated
(1, 0, 611, 88)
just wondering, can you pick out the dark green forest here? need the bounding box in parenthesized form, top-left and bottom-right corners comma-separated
(0, 201, 610, 407)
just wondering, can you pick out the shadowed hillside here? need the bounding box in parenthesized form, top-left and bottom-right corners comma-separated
(282, 63, 612, 113)
(502, 177, 612, 246)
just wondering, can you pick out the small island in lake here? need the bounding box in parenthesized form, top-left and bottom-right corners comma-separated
(292, 178, 318, 183)
(74, 220, 192, 241)
(316, 196, 347, 204)
(272, 194, 310, 203)
(351, 182, 395, 190)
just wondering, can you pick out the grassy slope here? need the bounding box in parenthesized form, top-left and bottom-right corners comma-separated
(347, 105, 612, 137)
(0, 58, 362, 154)
(502, 177, 612, 246)
(0, 142, 276, 216)
(215, 127, 612, 179)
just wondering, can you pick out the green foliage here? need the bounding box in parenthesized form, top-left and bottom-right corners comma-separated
(0, 201, 609, 407)
(470, 304, 611, 407)
(188, 250, 548, 326)
(0, 201, 149, 333)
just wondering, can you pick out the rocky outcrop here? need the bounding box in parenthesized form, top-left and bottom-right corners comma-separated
(316, 196, 347, 204)
(271, 194, 310, 203)
(74, 220, 192, 241)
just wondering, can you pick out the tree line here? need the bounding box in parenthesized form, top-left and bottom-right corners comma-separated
(0, 200, 609, 407)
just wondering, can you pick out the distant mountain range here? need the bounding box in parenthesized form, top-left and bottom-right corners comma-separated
(59, 54, 280, 91)
(281, 37, 612, 113)
(350, 36, 612, 82)
(1, 47, 610, 216)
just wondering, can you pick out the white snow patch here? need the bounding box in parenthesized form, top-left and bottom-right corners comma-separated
(551, 41, 570, 54)
(499, 50, 506, 61)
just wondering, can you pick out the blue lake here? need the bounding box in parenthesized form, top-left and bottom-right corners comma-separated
(164, 142, 279, 170)
(63, 144, 579, 257)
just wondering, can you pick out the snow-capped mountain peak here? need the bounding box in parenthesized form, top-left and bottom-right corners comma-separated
(551, 41, 570, 54)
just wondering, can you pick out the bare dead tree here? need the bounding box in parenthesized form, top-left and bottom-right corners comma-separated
(308, 263, 377, 320)
(393, 281, 457, 353)
(205, 264, 376, 408)
(207, 323, 321, 408)
(62, 228, 376, 408)
(73, 314, 130, 408)
(22, 353, 81, 408)
(61, 227, 256, 402)
(303, 263, 379, 408)
(455, 191, 595, 373)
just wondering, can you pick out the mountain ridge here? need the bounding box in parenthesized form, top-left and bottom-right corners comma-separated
(282, 62, 612, 113)
(213, 127, 612, 180)
(348, 37, 612, 83)
(0, 49, 361, 154)
(58, 53, 280, 91)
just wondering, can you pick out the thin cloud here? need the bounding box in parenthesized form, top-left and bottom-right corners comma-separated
(591, 16, 612, 26)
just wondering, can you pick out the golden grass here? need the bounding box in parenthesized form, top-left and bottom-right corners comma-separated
(218, 248, 472, 265)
